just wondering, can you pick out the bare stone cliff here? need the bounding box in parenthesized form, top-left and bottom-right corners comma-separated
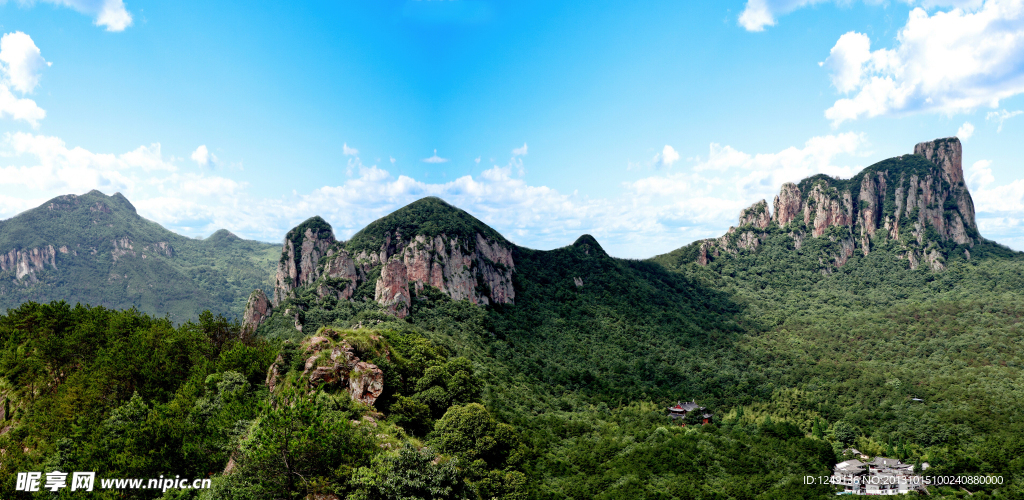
(241, 289, 272, 336)
(697, 137, 979, 271)
(0, 246, 57, 281)
(271, 199, 515, 323)
(273, 217, 336, 305)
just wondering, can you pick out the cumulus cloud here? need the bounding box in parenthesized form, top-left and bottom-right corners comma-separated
(0, 32, 50, 94)
(0, 32, 48, 126)
(653, 145, 681, 168)
(631, 133, 869, 228)
(26, 0, 134, 31)
(343, 143, 359, 156)
(739, 0, 825, 32)
(740, 0, 987, 32)
(957, 122, 975, 140)
(986, 109, 1023, 132)
(965, 157, 1024, 248)
(824, 1, 1024, 126)
(512, 143, 528, 156)
(422, 149, 449, 163)
(190, 145, 218, 167)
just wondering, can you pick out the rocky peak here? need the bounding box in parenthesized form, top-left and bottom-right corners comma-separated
(694, 138, 982, 272)
(914, 137, 964, 186)
(271, 198, 516, 322)
(772, 183, 802, 227)
(273, 216, 336, 305)
(242, 289, 272, 336)
(738, 200, 772, 229)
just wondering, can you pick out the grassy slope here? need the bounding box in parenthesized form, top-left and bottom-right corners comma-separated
(0, 190, 279, 322)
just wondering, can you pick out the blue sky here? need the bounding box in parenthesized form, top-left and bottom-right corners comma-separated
(1, 0, 1023, 257)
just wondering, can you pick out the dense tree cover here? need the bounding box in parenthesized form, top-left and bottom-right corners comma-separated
(343, 197, 509, 256)
(5, 195, 1024, 498)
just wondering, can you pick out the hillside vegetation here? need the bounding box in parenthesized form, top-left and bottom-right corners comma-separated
(3, 160, 1024, 498)
(0, 190, 279, 322)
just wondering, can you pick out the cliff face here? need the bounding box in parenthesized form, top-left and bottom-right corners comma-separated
(271, 199, 516, 322)
(0, 245, 57, 281)
(697, 137, 980, 271)
(242, 289, 272, 336)
(273, 217, 336, 305)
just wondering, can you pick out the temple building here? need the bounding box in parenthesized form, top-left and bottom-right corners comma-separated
(667, 401, 712, 425)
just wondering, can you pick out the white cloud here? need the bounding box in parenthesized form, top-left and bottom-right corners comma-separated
(422, 149, 448, 163)
(190, 145, 218, 167)
(0, 32, 49, 94)
(986, 109, 1023, 132)
(740, 0, 987, 32)
(27, 0, 134, 31)
(822, 32, 874, 94)
(957, 121, 975, 140)
(631, 133, 868, 229)
(512, 143, 528, 156)
(343, 143, 359, 156)
(967, 159, 994, 191)
(653, 144, 681, 168)
(824, 1, 1024, 126)
(0, 32, 48, 126)
(739, 0, 826, 31)
(0, 84, 45, 125)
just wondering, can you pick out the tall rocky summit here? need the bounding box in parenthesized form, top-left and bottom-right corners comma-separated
(248, 197, 515, 332)
(696, 137, 980, 271)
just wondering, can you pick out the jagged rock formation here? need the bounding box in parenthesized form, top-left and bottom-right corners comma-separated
(241, 290, 272, 336)
(696, 137, 980, 271)
(0, 245, 57, 281)
(271, 198, 515, 321)
(265, 332, 385, 406)
(273, 217, 336, 304)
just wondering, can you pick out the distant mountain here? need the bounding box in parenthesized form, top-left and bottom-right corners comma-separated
(0, 190, 279, 321)
(652, 137, 1018, 273)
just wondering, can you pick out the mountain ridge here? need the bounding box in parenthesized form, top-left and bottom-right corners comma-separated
(658, 137, 993, 273)
(0, 190, 280, 321)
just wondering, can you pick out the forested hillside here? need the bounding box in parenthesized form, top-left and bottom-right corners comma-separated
(2, 143, 1024, 498)
(0, 190, 279, 321)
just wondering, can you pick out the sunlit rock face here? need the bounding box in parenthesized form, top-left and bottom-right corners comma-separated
(272, 198, 515, 320)
(696, 137, 980, 271)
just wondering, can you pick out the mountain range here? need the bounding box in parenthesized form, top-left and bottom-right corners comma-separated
(2, 137, 1023, 498)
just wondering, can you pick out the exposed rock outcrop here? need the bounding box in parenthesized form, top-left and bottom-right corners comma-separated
(738, 200, 772, 229)
(111, 237, 136, 261)
(241, 289, 272, 336)
(695, 137, 980, 271)
(773, 183, 802, 227)
(0, 246, 57, 280)
(273, 217, 336, 305)
(274, 206, 516, 322)
(267, 333, 385, 406)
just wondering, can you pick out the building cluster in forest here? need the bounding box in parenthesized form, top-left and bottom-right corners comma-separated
(832, 457, 925, 495)
(666, 401, 712, 425)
